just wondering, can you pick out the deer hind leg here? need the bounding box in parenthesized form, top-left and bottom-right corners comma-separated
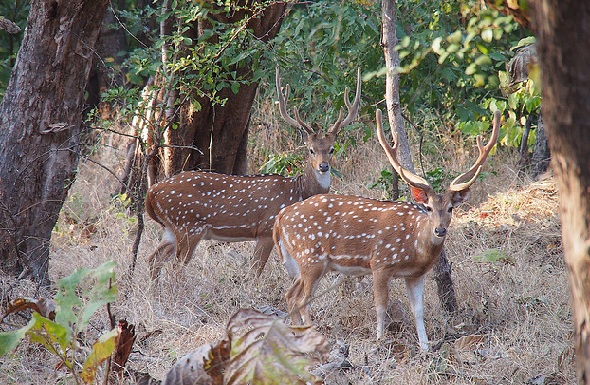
(148, 227, 177, 280)
(372, 269, 392, 339)
(252, 237, 274, 277)
(175, 227, 205, 266)
(288, 264, 324, 326)
(285, 278, 305, 325)
(404, 275, 429, 351)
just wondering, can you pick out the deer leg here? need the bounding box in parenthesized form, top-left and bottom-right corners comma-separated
(405, 275, 429, 351)
(175, 227, 205, 266)
(252, 237, 274, 277)
(285, 278, 305, 325)
(296, 265, 324, 325)
(372, 269, 391, 339)
(148, 228, 177, 280)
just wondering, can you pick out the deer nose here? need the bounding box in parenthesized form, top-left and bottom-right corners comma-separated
(319, 162, 330, 173)
(434, 227, 447, 238)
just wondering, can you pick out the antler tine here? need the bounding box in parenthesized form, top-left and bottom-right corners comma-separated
(276, 66, 315, 134)
(329, 67, 362, 135)
(449, 110, 501, 192)
(375, 109, 433, 193)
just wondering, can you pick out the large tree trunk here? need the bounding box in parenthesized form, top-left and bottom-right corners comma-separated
(531, 1, 590, 382)
(381, 0, 458, 314)
(0, 0, 109, 284)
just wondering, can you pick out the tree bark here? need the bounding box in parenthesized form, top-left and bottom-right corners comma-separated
(531, 1, 590, 382)
(0, 0, 109, 284)
(381, 0, 458, 314)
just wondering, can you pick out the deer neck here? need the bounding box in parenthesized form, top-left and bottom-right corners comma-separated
(296, 164, 331, 200)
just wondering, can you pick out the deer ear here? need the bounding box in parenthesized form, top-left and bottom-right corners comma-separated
(451, 189, 470, 206)
(411, 186, 429, 204)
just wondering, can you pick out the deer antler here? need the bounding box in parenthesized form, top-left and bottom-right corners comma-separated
(276, 67, 315, 135)
(375, 109, 434, 194)
(449, 110, 501, 192)
(328, 68, 362, 136)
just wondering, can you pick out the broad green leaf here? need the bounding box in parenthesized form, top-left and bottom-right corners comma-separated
(55, 261, 117, 340)
(79, 262, 117, 331)
(81, 329, 118, 385)
(27, 312, 69, 355)
(0, 316, 35, 356)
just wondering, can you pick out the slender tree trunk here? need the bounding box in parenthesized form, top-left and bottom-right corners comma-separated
(531, 1, 590, 382)
(380, 0, 413, 172)
(531, 114, 550, 178)
(381, 0, 457, 313)
(0, 0, 109, 284)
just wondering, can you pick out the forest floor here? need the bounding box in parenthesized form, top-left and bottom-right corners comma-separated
(0, 119, 575, 384)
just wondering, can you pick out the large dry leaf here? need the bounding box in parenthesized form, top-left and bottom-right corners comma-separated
(162, 344, 218, 385)
(3, 297, 56, 320)
(224, 308, 329, 385)
(113, 319, 137, 374)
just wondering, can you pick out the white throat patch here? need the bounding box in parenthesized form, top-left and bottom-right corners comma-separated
(315, 169, 331, 190)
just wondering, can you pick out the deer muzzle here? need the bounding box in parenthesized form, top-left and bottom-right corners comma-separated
(434, 226, 447, 238)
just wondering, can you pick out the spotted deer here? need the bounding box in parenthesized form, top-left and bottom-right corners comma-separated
(145, 68, 361, 279)
(273, 109, 500, 350)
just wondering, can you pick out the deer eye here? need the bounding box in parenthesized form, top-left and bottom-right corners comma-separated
(425, 206, 433, 212)
(309, 148, 315, 155)
(448, 206, 453, 213)
(329, 147, 335, 155)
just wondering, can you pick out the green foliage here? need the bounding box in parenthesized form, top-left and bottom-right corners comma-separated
(267, 1, 380, 128)
(0, 1, 29, 96)
(369, 168, 395, 200)
(0, 261, 118, 384)
(259, 152, 303, 176)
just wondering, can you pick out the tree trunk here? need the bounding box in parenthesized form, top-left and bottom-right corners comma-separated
(531, 114, 550, 178)
(531, 1, 590, 382)
(0, 0, 109, 284)
(381, 0, 458, 314)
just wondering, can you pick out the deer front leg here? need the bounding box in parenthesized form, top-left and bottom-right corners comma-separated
(372, 269, 391, 339)
(405, 275, 429, 351)
(252, 237, 274, 277)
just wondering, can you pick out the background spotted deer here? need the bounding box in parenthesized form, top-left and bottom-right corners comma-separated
(145, 68, 361, 279)
(273, 109, 500, 350)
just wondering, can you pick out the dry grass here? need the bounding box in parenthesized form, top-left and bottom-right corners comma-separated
(0, 112, 575, 384)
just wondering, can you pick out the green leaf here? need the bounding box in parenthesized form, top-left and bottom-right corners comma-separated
(27, 312, 69, 355)
(0, 316, 35, 356)
(55, 261, 117, 340)
(514, 36, 536, 49)
(432, 37, 443, 54)
(81, 329, 118, 385)
(446, 30, 462, 44)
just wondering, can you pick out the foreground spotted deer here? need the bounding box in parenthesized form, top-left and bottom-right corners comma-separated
(145, 68, 361, 279)
(273, 109, 500, 350)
